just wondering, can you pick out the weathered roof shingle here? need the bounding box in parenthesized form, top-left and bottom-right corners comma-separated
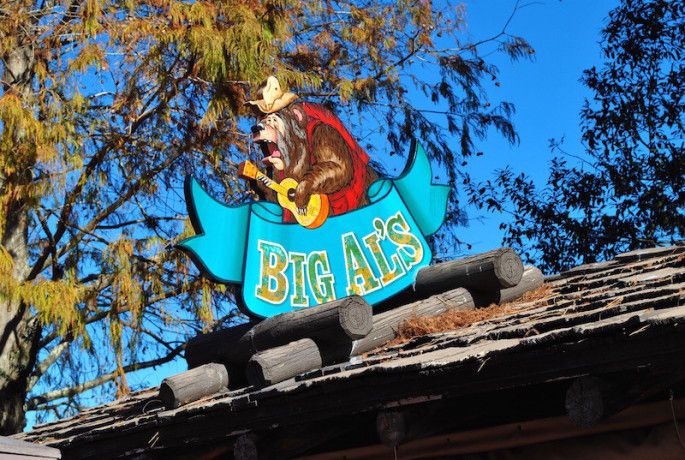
(15, 245, 685, 458)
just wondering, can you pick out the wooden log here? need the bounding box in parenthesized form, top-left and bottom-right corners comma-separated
(564, 373, 656, 429)
(565, 369, 685, 428)
(233, 433, 258, 460)
(246, 339, 322, 387)
(498, 266, 544, 303)
(564, 376, 605, 428)
(186, 296, 372, 368)
(470, 266, 544, 306)
(158, 363, 228, 409)
(351, 266, 543, 357)
(414, 248, 524, 295)
(376, 411, 406, 448)
(350, 287, 476, 356)
(253, 295, 372, 347)
(185, 323, 251, 369)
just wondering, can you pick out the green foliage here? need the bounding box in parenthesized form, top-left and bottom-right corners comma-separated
(471, 0, 684, 273)
(0, 0, 530, 424)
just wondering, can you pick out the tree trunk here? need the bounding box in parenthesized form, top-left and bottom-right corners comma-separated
(0, 42, 39, 435)
(0, 215, 37, 436)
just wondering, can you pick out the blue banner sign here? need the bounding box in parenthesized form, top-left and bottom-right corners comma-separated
(179, 142, 449, 318)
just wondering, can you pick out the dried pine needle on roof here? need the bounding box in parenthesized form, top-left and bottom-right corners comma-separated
(389, 284, 554, 346)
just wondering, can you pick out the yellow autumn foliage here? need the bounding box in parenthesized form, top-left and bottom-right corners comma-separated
(0, 247, 85, 342)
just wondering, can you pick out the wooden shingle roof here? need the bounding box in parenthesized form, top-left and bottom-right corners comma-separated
(15, 245, 685, 459)
(0, 436, 61, 459)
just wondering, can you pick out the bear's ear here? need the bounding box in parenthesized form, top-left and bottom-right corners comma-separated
(291, 107, 304, 123)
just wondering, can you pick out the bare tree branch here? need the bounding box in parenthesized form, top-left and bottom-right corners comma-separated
(26, 341, 70, 392)
(25, 342, 184, 410)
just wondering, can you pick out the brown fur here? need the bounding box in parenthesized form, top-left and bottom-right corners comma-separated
(253, 102, 378, 210)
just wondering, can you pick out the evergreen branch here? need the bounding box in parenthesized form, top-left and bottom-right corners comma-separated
(121, 321, 182, 355)
(29, 147, 183, 279)
(38, 276, 201, 349)
(372, 32, 422, 81)
(56, 151, 184, 262)
(27, 63, 190, 280)
(27, 143, 115, 281)
(437, 0, 538, 54)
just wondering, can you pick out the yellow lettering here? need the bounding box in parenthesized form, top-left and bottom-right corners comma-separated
(255, 240, 289, 304)
(363, 218, 406, 286)
(386, 212, 424, 270)
(289, 252, 309, 307)
(342, 232, 380, 296)
(307, 251, 336, 304)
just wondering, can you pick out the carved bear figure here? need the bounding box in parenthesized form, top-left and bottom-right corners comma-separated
(246, 78, 378, 223)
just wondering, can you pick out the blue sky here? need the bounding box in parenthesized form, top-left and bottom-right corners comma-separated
(457, 0, 618, 255)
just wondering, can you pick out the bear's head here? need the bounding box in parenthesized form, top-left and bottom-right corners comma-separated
(250, 103, 311, 181)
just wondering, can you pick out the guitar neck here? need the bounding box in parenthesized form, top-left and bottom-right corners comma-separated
(253, 170, 289, 197)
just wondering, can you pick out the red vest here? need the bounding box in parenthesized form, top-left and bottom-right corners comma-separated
(280, 103, 370, 223)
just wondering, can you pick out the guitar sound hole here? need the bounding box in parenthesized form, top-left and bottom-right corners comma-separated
(287, 188, 296, 202)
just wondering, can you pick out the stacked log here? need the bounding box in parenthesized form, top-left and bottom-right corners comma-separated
(186, 295, 372, 369)
(247, 265, 544, 384)
(162, 248, 544, 406)
(243, 266, 543, 374)
(177, 296, 371, 393)
(351, 266, 543, 357)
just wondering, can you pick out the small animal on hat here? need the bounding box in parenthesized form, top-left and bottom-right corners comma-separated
(244, 76, 299, 115)
(241, 77, 379, 225)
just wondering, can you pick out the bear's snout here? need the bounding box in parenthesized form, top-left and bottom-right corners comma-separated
(252, 125, 279, 145)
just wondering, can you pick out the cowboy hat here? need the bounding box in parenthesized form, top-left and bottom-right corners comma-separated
(245, 76, 298, 114)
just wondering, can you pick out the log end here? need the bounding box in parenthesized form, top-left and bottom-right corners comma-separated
(233, 433, 258, 460)
(158, 381, 177, 410)
(376, 411, 406, 447)
(245, 355, 271, 388)
(338, 296, 373, 340)
(565, 376, 604, 428)
(493, 248, 524, 288)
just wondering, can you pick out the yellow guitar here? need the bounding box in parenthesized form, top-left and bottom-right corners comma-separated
(238, 161, 330, 229)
